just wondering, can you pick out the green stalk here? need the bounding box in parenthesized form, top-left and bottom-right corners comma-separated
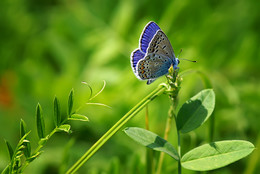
(66, 85, 167, 174)
(145, 105, 155, 174)
(156, 68, 181, 174)
(176, 127, 181, 174)
(209, 112, 215, 142)
(172, 99, 181, 174)
(19, 128, 58, 173)
(156, 110, 173, 174)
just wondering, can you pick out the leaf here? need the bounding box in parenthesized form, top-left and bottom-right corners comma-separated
(23, 141, 31, 158)
(54, 96, 61, 126)
(1, 165, 9, 174)
(27, 151, 42, 162)
(17, 131, 31, 148)
(19, 119, 31, 158)
(68, 114, 89, 122)
(68, 89, 74, 117)
(181, 140, 255, 171)
(5, 140, 14, 160)
(57, 124, 71, 133)
(20, 119, 27, 138)
(124, 127, 179, 161)
(36, 103, 45, 139)
(177, 89, 215, 133)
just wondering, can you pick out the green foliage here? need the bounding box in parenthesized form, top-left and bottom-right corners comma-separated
(68, 114, 89, 122)
(68, 89, 74, 117)
(0, 0, 259, 173)
(177, 89, 215, 133)
(4, 132, 31, 174)
(20, 120, 31, 158)
(181, 140, 255, 171)
(124, 84, 254, 173)
(2, 89, 90, 173)
(19, 119, 27, 139)
(57, 124, 71, 133)
(53, 96, 61, 127)
(36, 103, 45, 139)
(5, 140, 13, 161)
(124, 127, 179, 160)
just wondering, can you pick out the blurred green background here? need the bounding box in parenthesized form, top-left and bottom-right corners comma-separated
(0, 0, 259, 173)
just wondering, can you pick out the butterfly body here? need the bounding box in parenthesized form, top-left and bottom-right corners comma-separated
(131, 21, 179, 84)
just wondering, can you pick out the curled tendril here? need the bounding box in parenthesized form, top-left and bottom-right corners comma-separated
(82, 80, 112, 109)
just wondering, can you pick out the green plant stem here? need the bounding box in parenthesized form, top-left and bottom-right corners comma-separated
(66, 85, 167, 174)
(145, 105, 155, 174)
(170, 97, 182, 174)
(177, 127, 181, 174)
(209, 112, 215, 142)
(156, 113, 173, 174)
(19, 128, 58, 173)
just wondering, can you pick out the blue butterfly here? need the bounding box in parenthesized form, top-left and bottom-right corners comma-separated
(131, 21, 179, 84)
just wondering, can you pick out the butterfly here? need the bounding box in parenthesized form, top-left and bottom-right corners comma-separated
(130, 21, 179, 84)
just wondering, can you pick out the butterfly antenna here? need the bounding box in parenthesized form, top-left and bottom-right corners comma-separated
(177, 49, 183, 58)
(177, 49, 196, 63)
(179, 58, 197, 63)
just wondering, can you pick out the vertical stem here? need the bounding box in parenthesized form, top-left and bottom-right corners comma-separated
(156, 113, 173, 174)
(145, 105, 155, 174)
(156, 95, 176, 174)
(177, 128, 181, 174)
(209, 112, 215, 142)
(145, 105, 150, 130)
(171, 96, 181, 174)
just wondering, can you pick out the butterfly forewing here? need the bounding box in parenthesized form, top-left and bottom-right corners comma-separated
(147, 30, 175, 59)
(140, 22, 161, 53)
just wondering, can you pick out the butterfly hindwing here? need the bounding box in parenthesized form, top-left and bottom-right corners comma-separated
(140, 22, 160, 53)
(147, 30, 175, 59)
(136, 53, 172, 81)
(130, 49, 145, 73)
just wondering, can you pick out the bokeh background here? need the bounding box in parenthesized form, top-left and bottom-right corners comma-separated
(0, 0, 259, 173)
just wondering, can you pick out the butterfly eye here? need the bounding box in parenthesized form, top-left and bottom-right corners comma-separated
(177, 59, 180, 64)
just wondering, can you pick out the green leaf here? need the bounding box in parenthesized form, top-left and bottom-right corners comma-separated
(23, 141, 31, 158)
(177, 89, 215, 133)
(19, 119, 31, 158)
(68, 114, 89, 122)
(36, 103, 45, 139)
(27, 151, 42, 162)
(5, 140, 14, 160)
(68, 89, 74, 117)
(20, 119, 27, 139)
(124, 127, 179, 161)
(1, 165, 9, 174)
(54, 96, 61, 126)
(181, 140, 255, 171)
(57, 124, 71, 133)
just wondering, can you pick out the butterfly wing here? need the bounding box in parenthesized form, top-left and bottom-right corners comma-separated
(139, 22, 161, 53)
(136, 53, 172, 84)
(130, 49, 145, 74)
(147, 30, 175, 59)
